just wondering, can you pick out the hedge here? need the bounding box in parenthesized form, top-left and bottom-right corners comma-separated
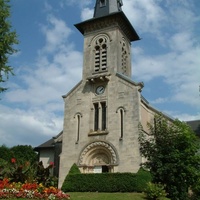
(61, 168, 152, 192)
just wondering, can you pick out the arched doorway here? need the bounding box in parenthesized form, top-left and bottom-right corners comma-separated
(78, 141, 118, 173)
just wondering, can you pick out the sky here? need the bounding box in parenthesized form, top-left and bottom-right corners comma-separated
(0, 0, 200, 147)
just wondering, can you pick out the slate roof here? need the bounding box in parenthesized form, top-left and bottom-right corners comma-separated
(34, 131, 63, 151)
(186, 120, 200, 136)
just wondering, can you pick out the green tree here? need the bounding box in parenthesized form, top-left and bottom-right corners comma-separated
(0, 144, 12, 161)
(0, 145, 38, 182)
(10, 145, 37, 164)
(0, 0, 18, 92)
(0, 145, 37, 164)
(139, 115, 200, 200)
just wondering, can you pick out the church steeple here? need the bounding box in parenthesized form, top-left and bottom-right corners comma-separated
(75, 0, 140, 80)
(94, 0, 123, 18)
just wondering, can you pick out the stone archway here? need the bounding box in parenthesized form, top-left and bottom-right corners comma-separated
(78, 141, 118, 173)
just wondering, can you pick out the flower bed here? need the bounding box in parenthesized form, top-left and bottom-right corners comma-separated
(0, 178, 70, 199)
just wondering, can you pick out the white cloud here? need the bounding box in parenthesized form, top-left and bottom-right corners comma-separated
(40, 15, 72, 53)
(169, 32, 195, 52)
(5, 13, 83, 106)
(150, 97, 169, 104)
(130, 0, 200, 110)
(164, 110, 200, 122)
(0, 105, 62, 147)
(133, 47, 200, 108)
(81, 7, 93, 21)
(123, 0, 166, 36)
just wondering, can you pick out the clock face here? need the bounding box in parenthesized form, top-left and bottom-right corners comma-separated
(96, 86, 105, 95)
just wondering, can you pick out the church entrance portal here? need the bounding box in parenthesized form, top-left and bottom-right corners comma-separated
(102, 165, 109, 172)
(78, 141, 118, 173)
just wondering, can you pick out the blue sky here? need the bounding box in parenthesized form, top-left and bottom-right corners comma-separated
(0, 0, 200, 147)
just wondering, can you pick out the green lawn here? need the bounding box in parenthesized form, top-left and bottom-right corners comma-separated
(5, 192, 170, 200)
(69, 192, 145, 200)
(4, 193, 145, 200)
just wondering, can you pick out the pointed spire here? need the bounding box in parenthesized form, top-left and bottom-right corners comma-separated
(94, 0, 123, 18)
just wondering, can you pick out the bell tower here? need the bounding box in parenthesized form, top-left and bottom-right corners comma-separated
(75, 0, 139, 80)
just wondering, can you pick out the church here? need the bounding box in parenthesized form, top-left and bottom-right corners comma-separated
(34, 0, 179, 188)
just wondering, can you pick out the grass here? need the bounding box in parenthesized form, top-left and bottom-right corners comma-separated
(69, 192, 145, 200)
(3, 193, 145, 200)
(4, 192, 171, 200)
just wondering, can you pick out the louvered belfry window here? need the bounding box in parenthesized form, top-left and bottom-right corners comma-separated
(100, 0, 106, 7)
(121, 42, 127, 75)
(94, 37, 107, 72)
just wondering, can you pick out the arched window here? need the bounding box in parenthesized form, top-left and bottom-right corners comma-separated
(94, 36, 108, 72)
(120, 109, 124, 139)
(101, 102, 107, 130)
(94, 102, 107, 131)
(74, 113, 82, 144)
(100, 0, 106, 7)
(94, 103, 99, 131)
(116, 107, 126, 140)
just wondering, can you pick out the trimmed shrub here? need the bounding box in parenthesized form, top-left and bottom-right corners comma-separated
(145, 182, 167, 200)
(68, 163, 81, 175)
(61, 167, 152, 192)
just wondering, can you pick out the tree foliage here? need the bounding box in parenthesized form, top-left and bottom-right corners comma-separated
(139, 115, 200, 200)
(0, 145, 38, 182)
(10, 145, 37, 164)
(0, 145, 12, 161)
(0, 0, 18, 92)
(0, 145, 37, 164)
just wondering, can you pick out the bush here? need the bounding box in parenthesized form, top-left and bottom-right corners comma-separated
(68, 163, 81, 175)
(190, 178, 200, 200)
(145, 182, 167, 200)
(61, 167, 152, 192)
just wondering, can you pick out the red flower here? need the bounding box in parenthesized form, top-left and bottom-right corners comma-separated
(49, 161, 55, 168)
(11, 158, 16, 163)
(49, 161, 54, 166)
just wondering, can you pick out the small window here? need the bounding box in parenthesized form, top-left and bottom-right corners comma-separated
(94, 103, 99, 131)
(100, 0, 106, 7)
(101, 102, 107, 130)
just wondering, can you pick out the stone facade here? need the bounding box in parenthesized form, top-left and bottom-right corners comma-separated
(58, 0, 146, 188)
